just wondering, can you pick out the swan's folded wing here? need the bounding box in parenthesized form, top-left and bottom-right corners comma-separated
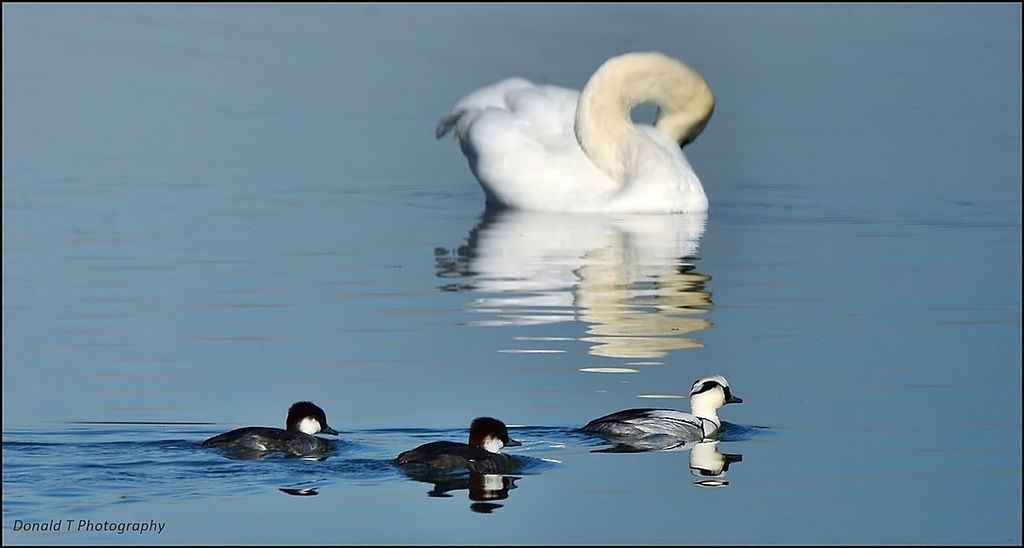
(438, 77, 536, 140)
(453, 77, 537, 113)
(462, 84, 583, 179)
(441, 79, 619, 209)
(463, 108, 550, 177)
(465, 111, 598, 189)
(503, 85, 579, 138)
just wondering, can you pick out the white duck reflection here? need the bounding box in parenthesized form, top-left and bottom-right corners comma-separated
(435, 208, 711, 358)
(593, 438, 742, 488)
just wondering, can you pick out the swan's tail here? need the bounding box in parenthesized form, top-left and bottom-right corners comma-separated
(436, 111, 465, 140)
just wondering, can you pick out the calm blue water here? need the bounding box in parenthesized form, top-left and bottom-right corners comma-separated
(3, 3, 1021, 545)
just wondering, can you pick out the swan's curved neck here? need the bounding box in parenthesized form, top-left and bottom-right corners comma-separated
(574, 52, 714, 184)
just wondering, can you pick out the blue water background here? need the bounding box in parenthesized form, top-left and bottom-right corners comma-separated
(3, 3, 1021, 545)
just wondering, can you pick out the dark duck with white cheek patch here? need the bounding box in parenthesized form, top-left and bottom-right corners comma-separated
(394, 417, 522, 474)
(202, 401, 339, 457)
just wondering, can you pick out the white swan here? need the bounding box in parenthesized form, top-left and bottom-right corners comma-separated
(436, 52, 715, 213)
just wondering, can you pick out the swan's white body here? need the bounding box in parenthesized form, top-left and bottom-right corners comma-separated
(437, 52, 715, 213)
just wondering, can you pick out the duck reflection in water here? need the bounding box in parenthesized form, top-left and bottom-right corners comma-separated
(406, 470, 520, 513)
(593, 438, 742, 488)
(435, 208, 712, 359)
(279, 487, 319, 497)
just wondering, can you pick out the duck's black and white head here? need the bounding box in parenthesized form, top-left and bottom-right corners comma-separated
(468, 417, 521, 454)
(286, 401, 339, 436)
(688, 375, 743, 422)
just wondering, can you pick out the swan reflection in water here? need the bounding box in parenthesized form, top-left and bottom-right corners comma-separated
(436, 208, 712, 359)
(400, 469, 520, 513)
(592, 438, 742, 488)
